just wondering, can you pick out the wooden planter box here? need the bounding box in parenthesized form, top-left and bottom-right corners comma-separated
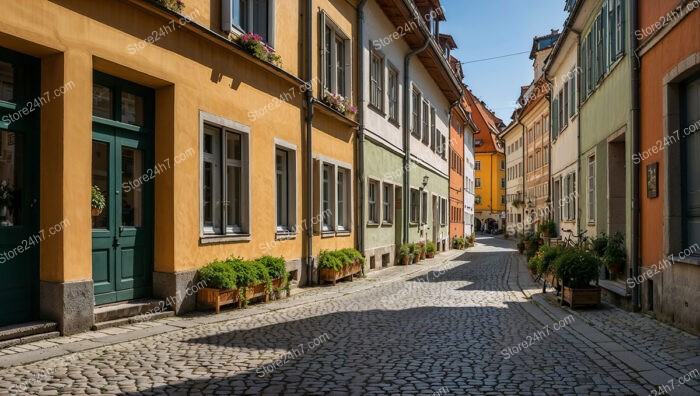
(320, 261, 362, 285)
(196, 287, 239, 314)
(560, 286, 601, 308)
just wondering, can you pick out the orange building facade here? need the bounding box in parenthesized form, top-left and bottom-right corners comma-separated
(637, 0, 700, 334)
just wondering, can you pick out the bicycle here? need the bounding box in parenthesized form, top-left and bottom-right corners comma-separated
(561, 228, 589, 250)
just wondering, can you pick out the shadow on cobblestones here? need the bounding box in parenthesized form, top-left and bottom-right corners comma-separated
(123, 305, 531, 395)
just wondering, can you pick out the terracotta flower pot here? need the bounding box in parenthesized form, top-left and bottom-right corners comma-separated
(91, 207, 103, 217)
(401, 256, 410, 266)
(413, 254, 420, 264)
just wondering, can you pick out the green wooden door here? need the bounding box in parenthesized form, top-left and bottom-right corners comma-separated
(92, 72, 154, 305)
(0, 49, 40, 326)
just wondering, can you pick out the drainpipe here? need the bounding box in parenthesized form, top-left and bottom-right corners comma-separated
(571, 28, 582, 236)
(543, 74, 554, 222)
(630, 0, 641, 310)
(305, 0, 315, 285)
(402, 38, 431, 244)
(357, 0, 368, 260)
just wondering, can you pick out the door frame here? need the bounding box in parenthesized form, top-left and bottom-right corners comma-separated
(91, 72, 155, 306)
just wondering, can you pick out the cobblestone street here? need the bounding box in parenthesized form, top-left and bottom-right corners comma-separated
(0, 237, 698, 395)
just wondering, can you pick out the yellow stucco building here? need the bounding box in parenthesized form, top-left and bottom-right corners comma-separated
(465, 89, 506, 231)
(0, 0, 357, 334)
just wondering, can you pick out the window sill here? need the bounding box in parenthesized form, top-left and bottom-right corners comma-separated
(409, 222, 419, 227)
(200, 234, 251, 245)
(381, 222, 393, 227)
(368, 104, 385, 117)
(366, 222, 381, 228)
(675, 256, 700, 267)
(321, 231, 336, 238)
(275, 231, 298, 241)
(388, 118, 400, 128)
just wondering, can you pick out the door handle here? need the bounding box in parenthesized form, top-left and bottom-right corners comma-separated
(119, 225, 125, 235)
(29, 198, 38, 208)
(113, 235, 120, 247)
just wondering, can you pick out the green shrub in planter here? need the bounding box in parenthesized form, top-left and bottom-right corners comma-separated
(603, 233, 626, 275)
(255, 256, 287, 279)
(591, 233, 609, 258)
(339, 248, 365, 266)
(536, 245, 564, 275)
(426, 242, 437, 254)
(318, 250, 344, 271)
(553, 248, 601, 289)
(398, 244, 412, 259)
(198, 260, 237, 290)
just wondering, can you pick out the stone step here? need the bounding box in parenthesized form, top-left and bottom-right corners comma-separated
(91, 311, 175, 331)
(93, 298, 168, 324)
(0, 321, 58, 343)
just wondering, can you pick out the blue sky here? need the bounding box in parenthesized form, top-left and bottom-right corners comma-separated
(440, 0, 569, 121)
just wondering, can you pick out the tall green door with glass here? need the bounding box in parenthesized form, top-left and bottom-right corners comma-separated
(91, 72, 154, 305)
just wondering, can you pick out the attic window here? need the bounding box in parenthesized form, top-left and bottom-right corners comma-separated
(475, 139, 483, 147)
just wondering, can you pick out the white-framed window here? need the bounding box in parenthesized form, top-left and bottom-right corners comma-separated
(430, 107, 437, 151)
(411, 88, 421, 137)
(501, 178, 506, 189)
(410, 188, 420, 224)
(322, 163, 334, 231)
(440, 197, 448, 225)
(337, 168, 350, 231)
(316, 158, 351, 234)
(321, 13, 350, 97)
(501, 195, 506, 205)
(388, 66, 399, 123)
(421, 191, 428, 224)
(475, 160, 481, 171)
(222, 0, 275, 45)
(368, 179, 379, 224)
(588, 155, 596, 223)
(382, 182, 394, 224)
(475, 178, 481, 188)
(421, 100, 430, 145)
(200, 112, 250, 238)
(369, 50, 384, 111)
(275, 141, 297, 233)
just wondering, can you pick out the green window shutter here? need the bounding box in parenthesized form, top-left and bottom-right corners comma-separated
(552, 98, 559, 140)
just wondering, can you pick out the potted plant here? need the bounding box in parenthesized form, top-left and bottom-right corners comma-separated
(156, 0, 185, 13)
(553, 248, 602, 308)
(525, 234, 542, 260)
(319, 249, 363, 285)
(416, 242, 426, 260)
(196, 260, 239, 314)
(91, 185, 106, 217)
(409, 244, 420, 263)
(425, 241, 437, 259)
(255, 256, 289, 299)
(603, 233, 626, 276)
(0, 180, 13, 222)
(322, 91, 358, 117)
(536, 245, 564, 290)
(528, 252, 541, 276)
(538, 220, 557, 238)
(236, 33, 282, 66)
(452, 237, 466, 250)
(398, 243, 412, 265)
(591, 233, 609, 258)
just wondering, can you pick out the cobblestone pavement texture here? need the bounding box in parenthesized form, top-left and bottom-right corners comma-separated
(0, 237, 698, 395)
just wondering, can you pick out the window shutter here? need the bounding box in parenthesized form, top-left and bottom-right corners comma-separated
(313, 159, 320, 234)
(552, 98, 559, 140)
(222, 0, 233, 32)
(319, 12, 327, 95)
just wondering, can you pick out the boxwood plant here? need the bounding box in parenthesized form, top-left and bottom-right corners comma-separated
(198, 255, 289, 308)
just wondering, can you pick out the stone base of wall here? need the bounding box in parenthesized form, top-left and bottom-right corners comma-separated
(640, 262, 700, 336)
(364, 244, 396, 271)
(153, 270, 198, 315)
(40, 280, 94, 335)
